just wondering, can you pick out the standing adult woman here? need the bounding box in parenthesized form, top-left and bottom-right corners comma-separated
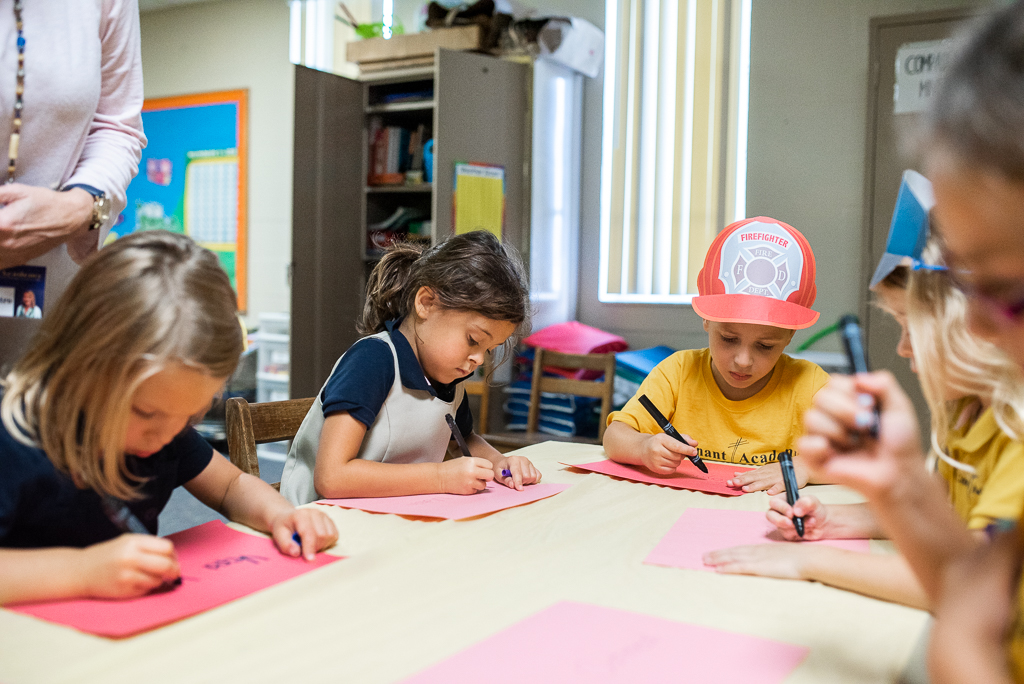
(0, 1, 146, 372)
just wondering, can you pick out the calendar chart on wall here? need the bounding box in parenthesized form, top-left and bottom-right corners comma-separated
(116, 89, 248, 310)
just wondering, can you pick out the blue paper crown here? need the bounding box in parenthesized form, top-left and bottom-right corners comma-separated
(869, 169, 937, 289)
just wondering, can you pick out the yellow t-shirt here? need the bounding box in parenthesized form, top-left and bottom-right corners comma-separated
(1011, 577, 1024, 682)
(607, 348, 829, 466)
(937, 404, 1024, 530)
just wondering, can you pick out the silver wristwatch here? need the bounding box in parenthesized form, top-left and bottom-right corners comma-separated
(62, 183, 111, 232)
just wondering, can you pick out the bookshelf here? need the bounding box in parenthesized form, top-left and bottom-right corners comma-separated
(291, 50, 529, 398)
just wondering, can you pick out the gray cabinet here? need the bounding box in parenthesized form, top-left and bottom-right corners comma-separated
(291, 50, 529, 398)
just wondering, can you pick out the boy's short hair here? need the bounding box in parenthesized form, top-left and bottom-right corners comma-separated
(692, 217, 819, 330)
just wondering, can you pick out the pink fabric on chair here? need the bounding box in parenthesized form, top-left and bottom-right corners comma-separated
(522, 322, 628, 379)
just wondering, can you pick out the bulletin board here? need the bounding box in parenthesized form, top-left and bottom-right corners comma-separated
(114, 89, 248, 310)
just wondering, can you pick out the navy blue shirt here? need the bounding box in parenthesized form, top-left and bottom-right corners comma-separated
(321, 319, 474, 437)
(0, 418, 214, 548)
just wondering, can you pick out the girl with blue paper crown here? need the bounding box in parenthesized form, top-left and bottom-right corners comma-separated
(604, 217, 830, 494)
(280, 230, 541, 505)
(0, 231, 338, 605)
(799, 3, 1024, 678)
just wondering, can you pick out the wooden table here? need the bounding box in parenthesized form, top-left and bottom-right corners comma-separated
(0, 442, 928, 683)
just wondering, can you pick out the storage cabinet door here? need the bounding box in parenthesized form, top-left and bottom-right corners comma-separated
(435, 49, 529, 258)
(291, 65, 365, 399)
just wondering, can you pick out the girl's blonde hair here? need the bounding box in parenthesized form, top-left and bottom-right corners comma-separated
(907, 242, 1024, 466)
(1, 230, 243, 499)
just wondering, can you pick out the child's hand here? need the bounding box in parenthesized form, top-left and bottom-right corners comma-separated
(766, 494, 829, 540)
(80, 534, 180, 599)
(495, 455, 542, 491)
(439, 456, 494, 495)
(703, 543, 815, 580)
(726, 459, 809, 494)
(798, 372, 923, 500)
(640, 433, 699, 475)
(270, 507, 339, 562)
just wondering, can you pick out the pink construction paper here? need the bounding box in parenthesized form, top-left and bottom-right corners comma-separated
(10, 521, 342, 638)
(316, 481, 570, 520)
(565, 459, 753, 496)
(645, 508, 872, 572)
(402, 601, 808, 684)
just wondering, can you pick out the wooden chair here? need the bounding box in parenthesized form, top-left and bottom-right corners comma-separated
(462, 354, 493, 434)
(484, 348, 617, 452)
(225, 396, 315, 490)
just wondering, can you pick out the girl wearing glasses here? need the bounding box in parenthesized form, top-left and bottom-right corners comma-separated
(801, 3, 1024, 681)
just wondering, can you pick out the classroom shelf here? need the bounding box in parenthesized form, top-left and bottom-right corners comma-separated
(292, 52, 527, 398)
(365, 100, 436, 114)
(365, 183, 433, 193)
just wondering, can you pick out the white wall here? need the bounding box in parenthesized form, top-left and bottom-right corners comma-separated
(140, 0, 294, 327)
(570, 0, 983, 352)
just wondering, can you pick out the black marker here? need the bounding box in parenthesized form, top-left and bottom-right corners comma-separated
(101, 496, 182, 589)
(446, 413, 492, 492)
(778, 450, 804, 537)
(638, 394, 708, 474)
(838, 314, 880, 438)
(445, 413, 473, 458)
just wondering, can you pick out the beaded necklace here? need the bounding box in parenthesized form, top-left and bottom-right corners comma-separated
(7, 0, 23, 183)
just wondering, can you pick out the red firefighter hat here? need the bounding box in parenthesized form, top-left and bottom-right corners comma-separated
(691, 217, 819, 330)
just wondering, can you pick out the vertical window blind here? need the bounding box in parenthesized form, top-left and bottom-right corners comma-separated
(600, 0, 750, 303)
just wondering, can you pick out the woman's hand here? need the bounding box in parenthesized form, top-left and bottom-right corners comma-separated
(494, 455, 542, 491)
(269, 507, 339, 562)
(0, 184, 94, 268)
(79, 534, 180, 599)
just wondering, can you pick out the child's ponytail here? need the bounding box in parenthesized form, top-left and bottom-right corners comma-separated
(359, 243, 424, 335)
(359, 231, 531, 354)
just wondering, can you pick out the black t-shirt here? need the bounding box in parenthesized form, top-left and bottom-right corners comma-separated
(0, 417, 214, 548)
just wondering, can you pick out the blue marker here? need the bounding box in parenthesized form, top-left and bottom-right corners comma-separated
(501, 469, 512, 478)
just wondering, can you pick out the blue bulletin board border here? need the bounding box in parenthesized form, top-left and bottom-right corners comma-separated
(122, 90, 248, 311)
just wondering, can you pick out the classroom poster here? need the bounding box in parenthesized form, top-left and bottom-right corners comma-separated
(453, 162, 505, 239)
(0, 265, 45, 318)
(116, 90, 248, 310)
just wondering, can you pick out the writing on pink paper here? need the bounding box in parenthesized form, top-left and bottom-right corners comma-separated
(401, 601, 808, 684)
(644, 507, 872, 572)
(9, 521, 342, 638)
(564, 459, 752, 496)
(317, 481, 570, 520)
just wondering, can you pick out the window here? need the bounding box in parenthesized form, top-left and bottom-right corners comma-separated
(288, 0, 334, 72)
(599, 0, 751, 303)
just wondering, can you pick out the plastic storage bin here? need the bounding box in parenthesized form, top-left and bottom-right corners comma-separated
(255, 312, 290, 403)
(258, 312, 290, 337)
(257, 373, 290, 403)
(256, 332, 290, 378)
